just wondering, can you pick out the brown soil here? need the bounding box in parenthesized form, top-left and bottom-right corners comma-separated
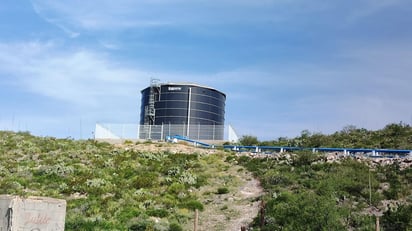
(194, 168, 263, 231)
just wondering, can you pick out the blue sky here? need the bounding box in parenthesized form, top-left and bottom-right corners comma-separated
(1, 0, 412, 140)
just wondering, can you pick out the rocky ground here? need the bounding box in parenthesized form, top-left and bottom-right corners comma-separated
(115, 141, 219, 155)
(238, 150, 412, 170)
(194, 169, 263, 231)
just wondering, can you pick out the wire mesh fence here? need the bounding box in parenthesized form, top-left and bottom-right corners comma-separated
(95, 123, 229, 141)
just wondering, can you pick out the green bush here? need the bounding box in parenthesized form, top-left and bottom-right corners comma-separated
(1, 131, 239, 230)
(133, 172, 159, 188)
(180, 200, 204, 211)
(292, 151, 318, 166)
(169, 222, 183, 231)
(123, 140, 134, 145)
(239, 135, 259, 146)
(168, 182, 185, 194)
(237, 150, 407, 230)
(146, 208, 169, 218)
(117, 208, 141, 223)
(216, 187, 229, 194)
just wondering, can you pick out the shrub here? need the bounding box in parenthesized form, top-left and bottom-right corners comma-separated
(147, 208, 169, 218)
(168, 182, 186, 195)
(292, 151, 317, 166)
(117, 208, 141, 223)
(180, 200, 204, 211)
(239, 135, 259, 146)
(178, 171, 197, 185)
(225, 155, 236, 162)
(123, 140, 134, 145)
(128, 216, 154, 231)
(169, 222, 183, 231)
(216, 187, 229, 194)
(134, 172, 159, 188)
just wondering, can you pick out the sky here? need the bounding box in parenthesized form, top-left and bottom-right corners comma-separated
(1, 0, 412, 140)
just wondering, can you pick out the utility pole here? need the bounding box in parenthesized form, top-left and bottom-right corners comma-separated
(369, 168, 372, 206)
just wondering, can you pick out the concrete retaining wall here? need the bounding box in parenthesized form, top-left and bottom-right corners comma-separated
(0, 195, 66, 231)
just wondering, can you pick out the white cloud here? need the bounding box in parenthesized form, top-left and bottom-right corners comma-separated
(0, 41, 148, 106)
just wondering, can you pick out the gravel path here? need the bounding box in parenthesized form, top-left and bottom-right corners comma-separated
(226, 177, 263, 231)
(196, 171, 263, 231)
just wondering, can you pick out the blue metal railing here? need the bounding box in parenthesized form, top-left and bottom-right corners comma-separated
(166, 135, 211, 147)
(166, 135, 412, 157)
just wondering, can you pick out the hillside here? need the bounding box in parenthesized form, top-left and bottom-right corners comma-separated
(1, 130, 412, 230)
(0, 131, 261, 230)
(238, 152, 412, 230)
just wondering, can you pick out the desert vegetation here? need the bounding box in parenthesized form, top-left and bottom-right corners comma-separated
(0, 131, 248, 230)
(242, 122, 412, 149)
(1, 122, 411, 230)
(237, 151, 412, 230)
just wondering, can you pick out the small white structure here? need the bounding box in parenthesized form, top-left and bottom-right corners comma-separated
(228, 124, 239, 143)
(0, 195, 66, 231)
(94, 123, 121, 139)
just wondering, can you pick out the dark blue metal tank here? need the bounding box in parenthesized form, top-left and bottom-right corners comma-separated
(140, 83, 226, 140)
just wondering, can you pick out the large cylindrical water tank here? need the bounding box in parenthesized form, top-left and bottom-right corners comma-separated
(140, 82, 226, 140)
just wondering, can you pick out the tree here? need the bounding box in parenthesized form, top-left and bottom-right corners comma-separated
(239, 135, 259, 146)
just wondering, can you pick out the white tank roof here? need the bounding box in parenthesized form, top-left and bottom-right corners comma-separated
(164, 82, 225, 96)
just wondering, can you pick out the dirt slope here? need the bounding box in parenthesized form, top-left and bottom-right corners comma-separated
(117, 141, 264, 231)
(195, 169, 263, 231)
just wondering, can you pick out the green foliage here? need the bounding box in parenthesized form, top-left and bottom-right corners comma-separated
(238, 152, 411, 230)
(128, 217, 154, 231)
(167, 182, 186, 195)
(180, 199, 204, 211)
(263, 122, 412, 149)
(178, 171, 197, 186)
(169, 222, 183, 231)
(382, 204, 412, 231)
(2, 123, 410, 230)
(292, 151, 319, 166)
(239, 135, 259, 146)
(261, 190, 346, 231)
(216, 187, 229, 194)
(0, 131, 231, 230)
(133, 172, 159, 188)
(147, 208, 169, 218)
(123, 139, 134, 145)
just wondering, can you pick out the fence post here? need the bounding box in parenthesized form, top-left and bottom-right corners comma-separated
(194, 209, 199, 231)
(161, 123, 164, 140)
(260, 200, 265, 229)
(168, 122, 171, 138)
(376, 216, 380, 231)
(213, 124, 215, 141)
(198, 123, 200, 140)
